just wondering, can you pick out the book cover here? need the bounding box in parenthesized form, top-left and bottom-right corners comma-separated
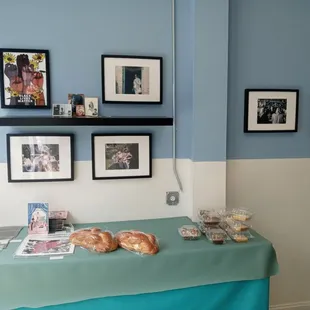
(28, 203, 49, 235)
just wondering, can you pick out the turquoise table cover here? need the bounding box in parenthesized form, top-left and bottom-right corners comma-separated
(22, 278, 270, 310)
(0, 217, 278, 310)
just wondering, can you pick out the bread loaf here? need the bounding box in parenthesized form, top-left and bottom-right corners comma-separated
(69, 228, 118, 253)
(115, 230, 159, 255)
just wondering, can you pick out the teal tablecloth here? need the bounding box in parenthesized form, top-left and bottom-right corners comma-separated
(0, 217, 278, 310)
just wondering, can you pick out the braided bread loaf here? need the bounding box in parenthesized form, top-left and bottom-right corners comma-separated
(115, 230, 159, 255)
(69, 228, 118, 253)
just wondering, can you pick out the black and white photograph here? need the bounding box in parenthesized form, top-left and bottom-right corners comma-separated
(92, 134, 152, 180)
(14, 235, 75, 257)
(52, 104, 72, 117)
(7, 134, 74, 182)
(115, 66, 149, 95)
(22, 144, 59, 173)
(244, 89, 299, 132)
(85, 97, 99, 117)
(102, 55, 162, 104)
(105, 143, 139, 170)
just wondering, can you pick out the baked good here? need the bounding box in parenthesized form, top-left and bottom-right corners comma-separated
(115, 230, 159, 255)
(69, 228, 118, 253)
(179, 225, 201, 240)
(232, 234, 248, 243)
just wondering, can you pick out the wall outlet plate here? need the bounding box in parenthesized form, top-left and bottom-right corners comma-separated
(166, 191, 179, 206)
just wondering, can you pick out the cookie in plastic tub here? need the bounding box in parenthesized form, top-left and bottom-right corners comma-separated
(178, 225, 201, 240)
(198, 209, 221, 226)
(69, 227, 118, 253)
(205, 228, 227, 245)
(115, 230, 159, 255)
(230, 208, 253, 222)
(229, 232, 249, 243)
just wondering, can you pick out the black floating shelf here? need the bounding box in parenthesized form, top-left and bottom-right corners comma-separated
(0, 116, 173, 127)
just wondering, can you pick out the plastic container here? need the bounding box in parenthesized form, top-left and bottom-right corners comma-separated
(205, 228, 227, 245)
(230, 208, 253, 222)
(178, 225, 201, 240)
(229, 232, 249, 243)
(226, 218, 250, 232)
(198, 209, 221, 226)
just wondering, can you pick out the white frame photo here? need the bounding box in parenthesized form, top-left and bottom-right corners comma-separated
(92, 133, 152, 180)
(85, 97, 99, 117)
(102, 55, 163, 104)
(7, 134, 74, 183)
(244, 89, 299, 132)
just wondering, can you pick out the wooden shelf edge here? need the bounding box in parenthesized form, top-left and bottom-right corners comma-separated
(0, 116, 173, 127)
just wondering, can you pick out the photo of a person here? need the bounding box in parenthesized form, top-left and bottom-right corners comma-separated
(133, 74, 142, 94)
(257, 99, 287, 124)
(105, 143, 139, 170)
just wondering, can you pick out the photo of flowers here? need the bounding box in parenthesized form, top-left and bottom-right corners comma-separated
(0, 49, 50, 109)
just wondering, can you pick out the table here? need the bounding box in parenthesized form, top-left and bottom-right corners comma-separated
(0, 217, 278, 310)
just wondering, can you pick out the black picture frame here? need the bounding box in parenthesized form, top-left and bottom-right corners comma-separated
(102, 55, 163, 104)
(0, 48, 51, 109)
(92, 133, 152, 180)
(244, 88, 299, 133)
(7, 133, 74, 183)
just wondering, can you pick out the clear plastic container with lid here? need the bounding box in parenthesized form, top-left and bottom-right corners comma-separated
(205, 227, 228, 245)
(178, 225, 201, 240)
(198, 209, 221, 227)
(230, 208, 253, 222)
(225, 218, 250, 232)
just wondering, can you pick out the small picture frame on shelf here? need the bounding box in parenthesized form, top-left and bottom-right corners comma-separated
(76, 105, 85, 117)
(0, 48, 51, 109)
(102, 55, 162, 104)
(85, 97, 99, 117)
(244, 89, 299, 132)
(68, 93, 84, 116)
(7, 134, 74, 183)
(52, 104, 72, 118)
(92, 133, 152, 180)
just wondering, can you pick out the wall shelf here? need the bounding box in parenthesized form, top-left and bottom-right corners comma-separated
(0, 116, 173, 127)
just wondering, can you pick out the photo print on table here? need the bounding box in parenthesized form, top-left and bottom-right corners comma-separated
(28, 203, 49, 235)
(244, 89, 299, 132)
(85, 97, 99, 117)
(7, 134, 74, 183)
(92, 134, 152, 180)
(0, 49, 51, 109)
(102, 55, 162, 104)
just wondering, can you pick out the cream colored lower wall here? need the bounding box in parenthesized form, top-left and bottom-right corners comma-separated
(227, 159, 310, 307)
(0, 159, 226, 226)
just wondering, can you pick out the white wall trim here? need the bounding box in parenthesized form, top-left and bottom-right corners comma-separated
(270, 301, 310, 310)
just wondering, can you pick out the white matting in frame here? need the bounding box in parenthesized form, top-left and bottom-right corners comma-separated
(7, 134, 74, 182)
(245, 89, 299, 132)
(92, 134, 152, 180)
(102, 55, 162, 104)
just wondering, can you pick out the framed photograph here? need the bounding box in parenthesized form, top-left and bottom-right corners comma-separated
(68, 93, 84, 116)
(52, 104, 72, 117)
(76, 105, 85, 117)
(244, 89, 299, 132)
(0, 48, 50, 109)
(92, 134, 152, 180)
(28, 203, 49, 235)
(7, 134, 74, 183)
(85, 97, 99, 117)
(102, 55, 162, 104)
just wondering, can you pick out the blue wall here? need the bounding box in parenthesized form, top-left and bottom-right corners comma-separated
(228, 0, 310, 160)
(0, 0, 230, 163)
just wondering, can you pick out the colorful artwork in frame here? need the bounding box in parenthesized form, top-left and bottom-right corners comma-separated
(0, 49, 51, 109)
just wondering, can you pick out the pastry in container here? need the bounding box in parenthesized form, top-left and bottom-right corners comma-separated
(198, 209, 221, 226)
(205, 228, 227, 245)
(178, 225, 201, 240)
(69, 227, 118, 253)
(226, 219, 250, 232)
(230, 208, 253, 222)
(115, 230, 159, 255)
(230, 233, 249, 243)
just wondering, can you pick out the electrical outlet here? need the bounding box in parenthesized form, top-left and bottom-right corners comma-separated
(166, 191, 179, 206)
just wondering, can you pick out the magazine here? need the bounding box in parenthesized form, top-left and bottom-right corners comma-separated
(28, 203, 49, 235)
(15, 235, 75, 257)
